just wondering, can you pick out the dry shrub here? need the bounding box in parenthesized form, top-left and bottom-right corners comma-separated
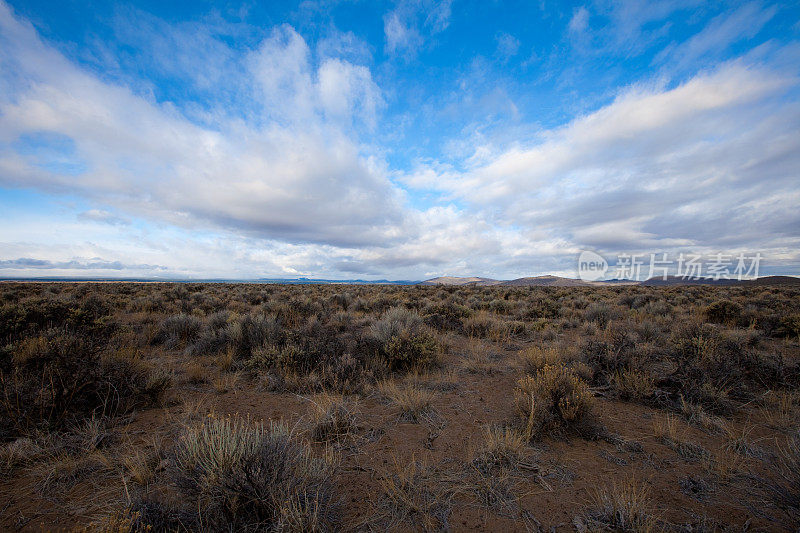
(228, 313, 282, 359)
(704, 300, 742, 325)
(0, 332, 171, 437)
(371, 307, 440, 371)
(517, 345, 562, 374)
(171, 416, 338, 532)
(515, 363, 594, 440)
(612, 368, 655, 402)
(153, 313, 201, 349)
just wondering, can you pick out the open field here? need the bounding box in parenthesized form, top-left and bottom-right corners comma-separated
(2, 281, 800, 531)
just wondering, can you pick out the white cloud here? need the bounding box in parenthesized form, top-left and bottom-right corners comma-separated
(569, 7, 590, 35)
(383, 0, 452, 57)
(77, 209, 130, 226)
(317, 58, 384, 128)
(495, 32, 520, 60)
(384, 11, 420, 55)
(654, 2, 777, 71)
(403, 60, 800, 259)
(0, 6, 397, 248)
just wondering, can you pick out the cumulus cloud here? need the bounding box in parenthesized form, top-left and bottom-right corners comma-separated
(403, 60, 800, 261)
(0, 7, 395, 248)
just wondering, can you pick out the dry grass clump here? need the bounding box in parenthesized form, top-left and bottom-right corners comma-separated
(679, 397, 724, 433)
(88, 508, 145, 532)
(722, 424, 764, 458)
(652, 415, 710, 461)
(702, 447, 744, 483)
(212, 371, 240, 394)
(308, 393, 357, 442)
(185, 361, 208, 384)
(759, 390, 799, 431)
(463, 310, 506, 340)
(460, 340, 499, 374)
(370, 458, 453, 532)
(167, 415, 338, 532)
(764, 432, 800, 528)
(471, 425, 532, 472)
(379, 380, 436, 423)
(123, 448, 161, 488)
(0, 437, 45, 474)
(576, 478, 657, 533)
(515, 363, 594, 440)
(37, 449, 115, 493)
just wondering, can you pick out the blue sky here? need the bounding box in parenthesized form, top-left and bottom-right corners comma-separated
(0, 0, 799, 280)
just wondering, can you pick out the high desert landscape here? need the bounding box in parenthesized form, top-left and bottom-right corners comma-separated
(2, 0, 800, 530)
(2, 279, 800, 531)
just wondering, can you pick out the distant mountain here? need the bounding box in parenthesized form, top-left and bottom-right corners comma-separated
(502, 275, 592, 287)
(641, 275, 800, 287)
(420, 276, 500, 286)
(641, 276, 740, 286)
(256, 277, 419, 285)
(4, 274, 796, 286)
(744, 275, 800, 286)
(0, 276, 420, 285)
(419, 274, 800, 288)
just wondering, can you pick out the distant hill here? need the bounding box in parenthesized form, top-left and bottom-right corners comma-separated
(642, 275, 800, 287)
(502, 275, 592, 287)
(744, 275, 800, 286)
(420, 276, 500, 286)
(641, 276, 741, 286)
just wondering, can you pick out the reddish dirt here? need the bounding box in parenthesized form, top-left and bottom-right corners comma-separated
(0, 330, 792, 532)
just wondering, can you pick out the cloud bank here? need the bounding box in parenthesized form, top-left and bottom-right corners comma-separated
(0, 1, 798, 279)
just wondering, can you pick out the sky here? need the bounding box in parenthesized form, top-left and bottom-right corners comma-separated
(0, 0, 799, 280)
